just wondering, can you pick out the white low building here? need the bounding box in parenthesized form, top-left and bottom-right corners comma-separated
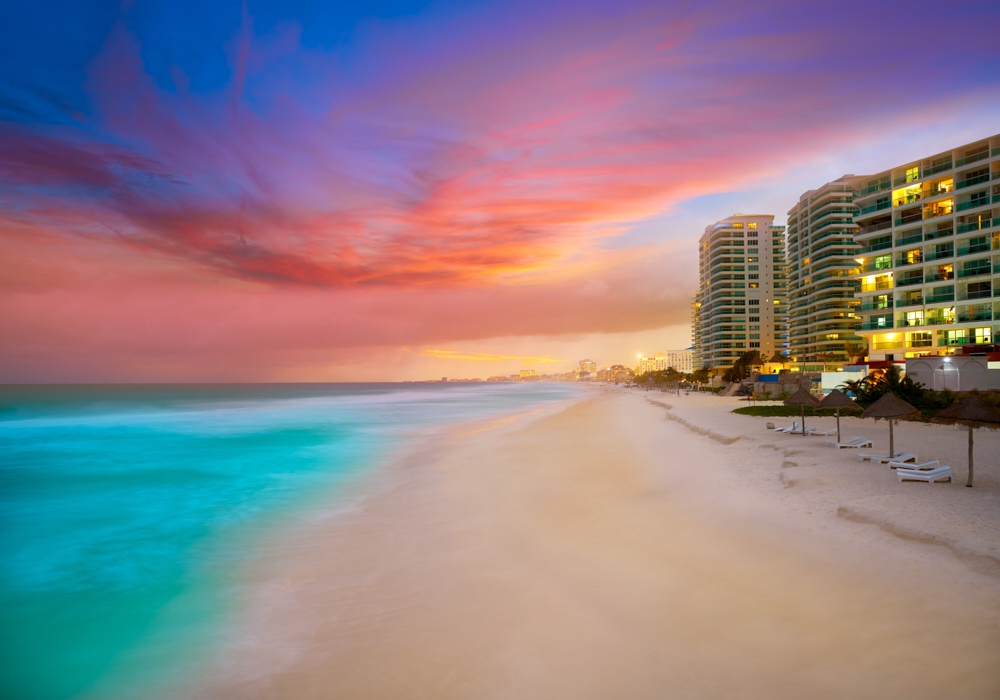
(905, 355, 1000, 391)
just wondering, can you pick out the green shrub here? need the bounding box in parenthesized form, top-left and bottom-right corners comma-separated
(732, 406, 846, 417)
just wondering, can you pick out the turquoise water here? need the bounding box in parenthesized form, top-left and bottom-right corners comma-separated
(0, 383, 578, 700)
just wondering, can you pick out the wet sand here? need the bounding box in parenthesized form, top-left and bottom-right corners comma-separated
(189, 391, 1000, 699)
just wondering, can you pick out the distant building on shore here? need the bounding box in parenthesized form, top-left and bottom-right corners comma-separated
(786, 176, 865, 371)
(693, 214, 788, 371)
(596, 365, 633, 383)
(579, 359, 597, 375)
(850, 134, 1000, 362)
(519, 369, 536, 379)
(637, 350, 693, 374)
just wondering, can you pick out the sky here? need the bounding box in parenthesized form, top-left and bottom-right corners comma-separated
(2, 0, 999, 382)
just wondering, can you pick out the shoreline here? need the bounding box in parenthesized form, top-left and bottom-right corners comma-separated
(183, 389, 1000, 698)
(169, 393, 590, 699)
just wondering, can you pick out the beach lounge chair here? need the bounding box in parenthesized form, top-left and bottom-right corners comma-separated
(859, 452, 916, 464)
(774, 422, 798, 433)
(887, 459, 939, 471)
(805, 428, 837, 436)
(896, 466, 954, 484)
(826, 437, 873, 449)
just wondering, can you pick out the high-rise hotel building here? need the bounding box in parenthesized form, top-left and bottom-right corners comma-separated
(785, 177, 864, 369)
(852, 135, 1000, 361)
(693, 214, 788, 371)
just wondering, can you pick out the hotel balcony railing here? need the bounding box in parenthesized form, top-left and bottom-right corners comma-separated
(813, 249, 851, 264)
(994, 147, 1000, 157)
(957, 263, 991, 278)
(895, 256, 923, 268)
(895, 213, 923, 226)
(859, 221, 893, 235)
(923, 186, 954, 200)
(957, 219, 993, 234)
(958, 289, 993, 301)
(812, 292, 856, 303)
(923, 161, 953, 177)
(860, 280, 894, 293)
(857, 261, 892, 273)
(957, 242, 990, 256)
(813, 218, 855, 233)
(813, 265, 857, 280)
(956, 173, 990, 189)
(895, 233, 923, 246)
(924, 227, 954, 241)
(926, 316, 956, 326)
(895, 297, 924, 308)
(894, 194, 923, 207)
(812, 228, 859, 246)
(708, 258, 745, 270)
(857, 201, 891, 216)
(923, 206, 953, 220)
(896, 318, 926, 328)
(925, 291, 955, 305)
(957, 198, 990, 212)
(859, 303, 893, 314)
(956, 311, 994, 323)
(925, 270, 954, 282)
(925, 248, 954, 261)
(941, 336, 990, 346)
(811, 208, 855, 223)
(708, 243, 745, 255)
(810, 240, 856, 256)
(857, 321, 894, 331)
(955, 151, 990, 167)
(859, 240, 893, 254)
(858, 182, 891, 196)
(873, 341, 904, 350)
(896, 275, 924, 287)
(894, 173, 922, 186)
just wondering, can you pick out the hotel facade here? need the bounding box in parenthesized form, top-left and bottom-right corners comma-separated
(785, 177, 864, 370)
(693, 214, 788, 371)
(638, 349, 694, 374)
(852, 135, 1000, 361)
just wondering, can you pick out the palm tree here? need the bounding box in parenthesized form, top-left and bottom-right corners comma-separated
(843, 340, 868, 364)
(838, 377, 868, 400)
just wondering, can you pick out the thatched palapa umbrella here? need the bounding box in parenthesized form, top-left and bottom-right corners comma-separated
(784, 388, 821, 435)
(931, 395, 1000, 488)
(861, 393, 919, 459)
(817, 389, 860, 444)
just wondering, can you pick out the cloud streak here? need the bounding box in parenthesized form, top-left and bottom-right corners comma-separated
(5, 0, 995, 290)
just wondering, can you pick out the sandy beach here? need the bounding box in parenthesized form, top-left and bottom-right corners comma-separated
(187, 389, 1000, 699)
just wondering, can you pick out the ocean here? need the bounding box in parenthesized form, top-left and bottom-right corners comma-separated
(0, 382, 580, 700)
